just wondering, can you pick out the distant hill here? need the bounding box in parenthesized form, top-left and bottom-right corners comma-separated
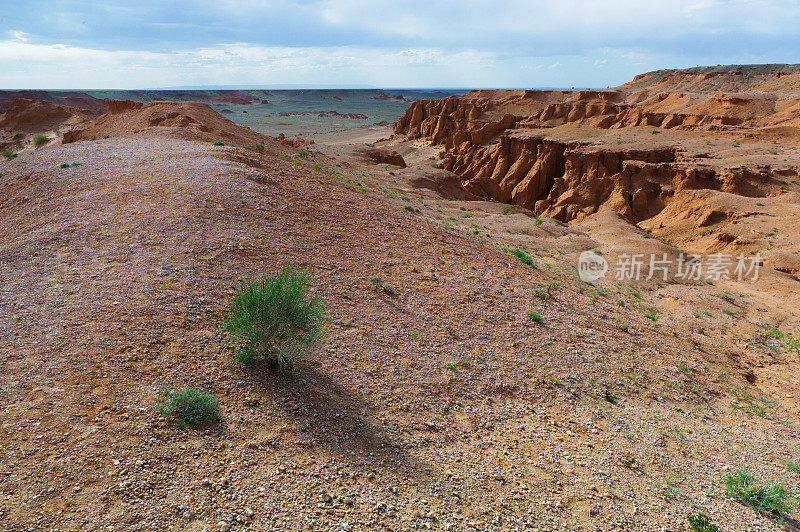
(617, 64, 800, 93)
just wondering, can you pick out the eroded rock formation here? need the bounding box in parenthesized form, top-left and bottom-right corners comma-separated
(393, 78, 791, 225)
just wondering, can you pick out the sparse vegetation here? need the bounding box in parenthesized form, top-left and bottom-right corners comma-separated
(511, 248, 536, 268)
(724, 469, 798, 518)
(32, 133, 49, 147)
(686, 513, 719, 532)
(156, 387, 221, 426)
(527, 310, 543, 323)
(716, 292, 735, 304)
(502, 205, 511, 214)
(368, 274, 396, 295)
(12, 130, 24, 141)
(2, 149, 16, 160)
(783, 459, 800, 474)
(221, 263, 325, 375)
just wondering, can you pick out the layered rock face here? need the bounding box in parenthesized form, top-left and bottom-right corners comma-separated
(435, 133, 772, 223)
(393, 86, 787, 224)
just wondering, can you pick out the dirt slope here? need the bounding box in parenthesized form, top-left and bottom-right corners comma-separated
(0, 98, 96, 152)
(62, 100, 283, 151)
(619, 64, 800, 94)
(1, 99, 800, 532)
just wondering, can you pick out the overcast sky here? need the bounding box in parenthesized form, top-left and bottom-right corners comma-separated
(1, 0, 798, 89)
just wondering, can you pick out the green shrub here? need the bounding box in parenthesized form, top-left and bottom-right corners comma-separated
(60, 163, 70, 169)
(511, 248, 536, 268)
(724, 470, 798, 518)
(32, 133, 48, 147)
(254, 143, 265, 153)
(367, 274, 396, 295)
(502, 205, 511, 214)
(717, 293, 735, 304)
(686, 513, 719, 532)
(12, 130, 24, 141)
(1, 149, 16, 160)
(546, 280, 560, 293)
(527, 311, 542, 323)
(213, 141, 225, 146)
(381, 284, 396, 295)
(222, 263, 325, 374)
(783, 460, 800, 474)
(367, 274, 384, 289)
(156, 387, 221, 425)
(51, 125, 60, 133)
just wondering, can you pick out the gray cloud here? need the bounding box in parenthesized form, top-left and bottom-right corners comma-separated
(1, 0, 798, 88)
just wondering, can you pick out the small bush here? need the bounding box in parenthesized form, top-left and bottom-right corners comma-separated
(502, 205, 511, 214)
(546, 280, 560, 293)
(686, 513, 719, 532)
(12, 130, 24, 141)
(213, 141, 225, 146)
(222, 263, 325, 374)
(511, 248, 536, 268)
(1, 149, 16, 160)
(156, 387, 221, 425)
(527, 311, 543, 323)
(32, 133, 49, 147)
(784, 460, 800, 474)
(254, 143, 265, 153)
(724, 470, 798, 518)
(381, 284, 396, 295)
(367, 274, 396, 295)
(60, 163, 70, 169)
(51, 125, 60, 133)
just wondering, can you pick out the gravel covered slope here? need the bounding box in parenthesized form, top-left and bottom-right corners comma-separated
(0, 136, 797, 531)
